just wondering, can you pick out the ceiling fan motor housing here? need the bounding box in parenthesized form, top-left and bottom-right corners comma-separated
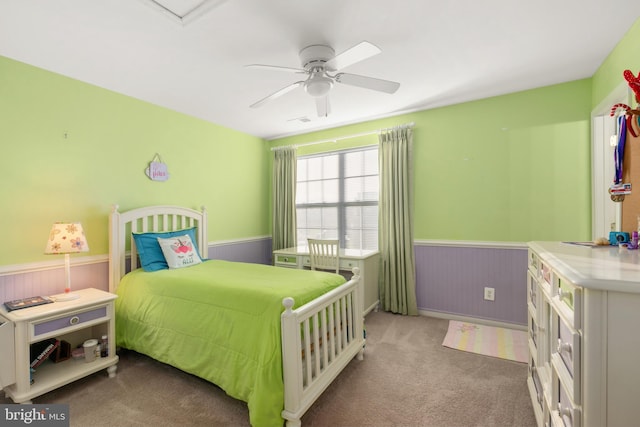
(299, 45, 335, 70)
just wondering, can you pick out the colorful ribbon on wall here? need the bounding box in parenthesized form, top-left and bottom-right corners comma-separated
(614, 114, 627, 185)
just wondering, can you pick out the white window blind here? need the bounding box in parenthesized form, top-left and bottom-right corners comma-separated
(296, 146, 378, 250)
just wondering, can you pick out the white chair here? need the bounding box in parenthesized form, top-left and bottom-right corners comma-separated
(307, 239, 340, 273)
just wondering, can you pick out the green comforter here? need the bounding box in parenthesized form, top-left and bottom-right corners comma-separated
(115, 260, 346, 427)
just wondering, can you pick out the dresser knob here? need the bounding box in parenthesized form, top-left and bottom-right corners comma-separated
(557, 338, 572, 355)
(558, 404, 572, 420)
(69, 316, 80, 325)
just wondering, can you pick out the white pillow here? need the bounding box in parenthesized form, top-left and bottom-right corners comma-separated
(157, 234, 202, 269)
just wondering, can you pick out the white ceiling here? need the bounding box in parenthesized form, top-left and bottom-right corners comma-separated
(1, 1, 639, 140)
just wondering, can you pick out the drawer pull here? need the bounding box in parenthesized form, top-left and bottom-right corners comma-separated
(69, 316, 80, 325)
(557, 338, 572, 355)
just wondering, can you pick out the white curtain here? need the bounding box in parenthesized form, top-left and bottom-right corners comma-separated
(272, 147, 297, 251)
(378, 125, 418, 315)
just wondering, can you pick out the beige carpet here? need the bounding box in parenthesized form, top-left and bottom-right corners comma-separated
(2, 311, 536, 426)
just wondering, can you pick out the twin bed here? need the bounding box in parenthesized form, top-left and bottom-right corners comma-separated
(108, 205, 365, 427)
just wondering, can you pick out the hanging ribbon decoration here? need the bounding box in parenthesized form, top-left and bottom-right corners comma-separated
(610, 103, 639, 138)
(614, 114, 627, 185)
(607, 69, 640, 202)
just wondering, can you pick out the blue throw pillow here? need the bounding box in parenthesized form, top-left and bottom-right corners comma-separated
(132, 227, 203, 272)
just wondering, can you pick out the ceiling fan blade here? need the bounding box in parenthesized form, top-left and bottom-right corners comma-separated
(315, 96, 331, 117)
(325, 41, 381, 71)
(250, 81, 304, 108)
(245, 64, 307, 74)
(335, 73, 400, 94)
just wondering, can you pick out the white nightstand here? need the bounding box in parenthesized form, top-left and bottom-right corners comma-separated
(1, 288, 119, 403)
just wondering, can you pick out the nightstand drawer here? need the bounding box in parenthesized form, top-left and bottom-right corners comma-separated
(32, 306, 107, 339)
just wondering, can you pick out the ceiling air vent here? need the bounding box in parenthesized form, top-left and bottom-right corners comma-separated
(140, 0, 227, 25)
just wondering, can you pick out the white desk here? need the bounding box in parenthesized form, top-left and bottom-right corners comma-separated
(273, 246, 380, 314)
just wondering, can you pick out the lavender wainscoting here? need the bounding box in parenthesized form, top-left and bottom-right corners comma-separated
(415, 241, 528, 327)
(0, 261, 110, 303)
(1, 238, 528, 328)
(207, 237, 273, 265)
(0, 237, 273, 303)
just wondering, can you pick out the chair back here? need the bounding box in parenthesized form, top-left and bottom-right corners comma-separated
(307, 239, 340, 273)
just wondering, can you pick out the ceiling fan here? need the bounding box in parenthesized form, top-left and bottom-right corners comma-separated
(247, 41, 400, 118)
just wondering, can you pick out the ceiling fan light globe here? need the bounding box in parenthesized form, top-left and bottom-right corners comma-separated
(305, 78, 333, 97)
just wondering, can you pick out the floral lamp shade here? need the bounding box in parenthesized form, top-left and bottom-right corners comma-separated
(45, 223, 89, 255)
(44, 222, 89, 301)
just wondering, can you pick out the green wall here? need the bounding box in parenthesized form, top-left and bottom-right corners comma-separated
(270, 79, 592, 242)
(3, 16, 637, 264)
(269, 17, 640, 243)
(0, 56, 270, 265)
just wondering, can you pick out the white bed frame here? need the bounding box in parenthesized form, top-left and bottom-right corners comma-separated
(108, 204, 365, 427)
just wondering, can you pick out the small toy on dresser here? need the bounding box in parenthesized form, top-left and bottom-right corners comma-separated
(627, 231, 639, 250)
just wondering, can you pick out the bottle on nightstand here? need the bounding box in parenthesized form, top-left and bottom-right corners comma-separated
(100, 335, 108, 357)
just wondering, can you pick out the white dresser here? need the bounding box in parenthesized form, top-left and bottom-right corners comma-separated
(527, 241, 640, 427)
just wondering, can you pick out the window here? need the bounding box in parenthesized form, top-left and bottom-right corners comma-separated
(296, 146, 378, 250)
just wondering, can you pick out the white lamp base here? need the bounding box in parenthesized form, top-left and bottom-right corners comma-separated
(54, 292, 80, 302)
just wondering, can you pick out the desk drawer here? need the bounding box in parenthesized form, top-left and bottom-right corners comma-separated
(31, 306, 107, 339)
(275, 255, 298, 268)
(339, 259, 359, 271)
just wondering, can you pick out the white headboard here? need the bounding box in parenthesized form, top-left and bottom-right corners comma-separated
(108, 204, 208, 293)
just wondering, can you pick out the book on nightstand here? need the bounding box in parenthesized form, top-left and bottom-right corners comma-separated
(30, 338, 60, 369)
(4, 295, 53, 311)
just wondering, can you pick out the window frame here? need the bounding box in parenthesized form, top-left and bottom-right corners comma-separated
(296, 145, 379, 250)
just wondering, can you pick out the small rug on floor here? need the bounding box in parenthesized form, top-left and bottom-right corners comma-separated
(442, 320, 528, 363)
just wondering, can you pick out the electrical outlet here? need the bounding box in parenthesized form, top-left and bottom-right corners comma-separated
(484, 287, 495, 301)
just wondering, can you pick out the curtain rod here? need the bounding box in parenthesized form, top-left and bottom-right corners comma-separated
(271, 122, 414, 151)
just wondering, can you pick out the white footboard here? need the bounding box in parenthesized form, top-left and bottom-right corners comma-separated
(280, 268, 365, 427)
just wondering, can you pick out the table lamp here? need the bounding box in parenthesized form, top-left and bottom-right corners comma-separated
(45, 222, 89, 301)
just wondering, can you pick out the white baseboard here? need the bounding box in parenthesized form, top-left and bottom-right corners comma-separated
(419, 309, 527, 331)
(363, 300, 380, 316)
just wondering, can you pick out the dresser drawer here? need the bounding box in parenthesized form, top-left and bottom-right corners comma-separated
(552, 376, 581, 427)
(551, 300, 581, 404)
(540, 261, 552, 287)
(529, 309, 538, 351)
(31, 306, 108, 340)
(527, 271, 538, 310)
(553, 278, 582, 330)
(528, 250, 540, 277)
(528, 364, 544, 424)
